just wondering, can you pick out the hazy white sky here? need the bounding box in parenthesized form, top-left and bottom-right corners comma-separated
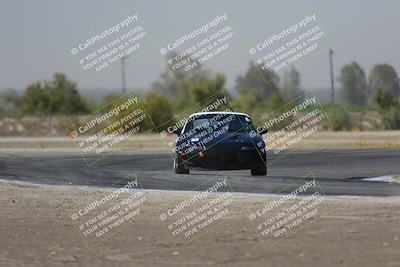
(1, 0, 399, 91)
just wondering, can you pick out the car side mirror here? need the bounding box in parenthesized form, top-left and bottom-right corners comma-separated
(257, 126, 268, 135)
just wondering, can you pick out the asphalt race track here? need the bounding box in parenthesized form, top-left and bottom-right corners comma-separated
(0, 148, 400, 196)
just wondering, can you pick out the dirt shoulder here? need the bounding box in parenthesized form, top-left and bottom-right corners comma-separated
(1, 180, 399, 267)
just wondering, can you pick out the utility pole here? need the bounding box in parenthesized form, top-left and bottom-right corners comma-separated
(329, 48, 335, 103)
(121, 56, 127, 94)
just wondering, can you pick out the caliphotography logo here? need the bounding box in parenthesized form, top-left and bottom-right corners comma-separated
(248, 10, 331, 83)
(156, 175, 235, 248)
(68, 11, 148, 83)
(246, 174, 329, 248)
(67, 176, 147, 248)
(66, 93, 156, 165)
(159, 13, 236, 81)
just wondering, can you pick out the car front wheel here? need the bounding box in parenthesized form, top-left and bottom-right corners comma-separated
(174, 155, 189, 174)
(251, 163, 267, 176)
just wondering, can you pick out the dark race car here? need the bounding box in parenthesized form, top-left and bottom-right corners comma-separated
(173, 111, 268, 175)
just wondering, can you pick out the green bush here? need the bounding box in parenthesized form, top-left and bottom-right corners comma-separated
(382, 106, 400, 130)
(237, 90, 261, 113)
(374, 89, 400, 130)
(144, 91, 176, 132)
(324, 107, 352, 131)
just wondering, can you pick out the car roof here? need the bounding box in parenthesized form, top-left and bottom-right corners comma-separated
(189, 111, 251, 118)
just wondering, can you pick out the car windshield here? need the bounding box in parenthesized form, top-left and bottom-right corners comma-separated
(184, 113, 255, 133)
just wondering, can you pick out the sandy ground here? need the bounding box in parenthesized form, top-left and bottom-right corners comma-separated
(0, 131, 399, 150)
(1, 180, 399, 267)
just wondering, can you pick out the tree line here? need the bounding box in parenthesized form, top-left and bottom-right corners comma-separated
(1, 52, 399, 131)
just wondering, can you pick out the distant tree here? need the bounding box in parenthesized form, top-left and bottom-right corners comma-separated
(282, 66, 301, 100)
(235, 61, 279, 103)
(368, 64, 400, 99)
(339, 62, 368, 105)
(49, 73, 87, 115)
(325, 106, 352, 131)
(237, 90, 261, 113)
(269, 92, 286, 111)
(103, 94, 152, 134)
(267, 91, 294, 130)
(373, 89, 400, 129)
(178, 73, 228, 110)
(16, 73, 87, 116)
(152, 51, 202, 100)
(101, 93, 122, 106)
(144, 91, 175, 130)
(1, 89, 21, 115)
(374, 88, 397, 113)
(382, 106, 400, 130)
(152, 50, 229, 113)
(17, 82, 50, 115)
(152, 52, 180, 98)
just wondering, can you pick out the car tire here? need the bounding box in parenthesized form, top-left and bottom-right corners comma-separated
(174, 155, 189, 174)
(251, 163, 267, 176)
